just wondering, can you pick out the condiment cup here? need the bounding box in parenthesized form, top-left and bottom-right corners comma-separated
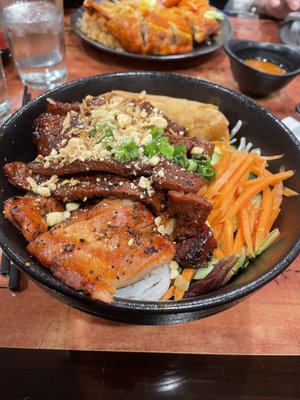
(224, 39, 300, 97)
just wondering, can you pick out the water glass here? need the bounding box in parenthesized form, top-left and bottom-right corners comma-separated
(0, 0, 67, 91)
(0, 55, 10, 124)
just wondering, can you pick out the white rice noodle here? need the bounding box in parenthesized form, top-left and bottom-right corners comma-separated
(230, 120, 261, 155)
(230, 119, 243, 138)
(115, 264, 171, 301)
(237, 137, 261, 154)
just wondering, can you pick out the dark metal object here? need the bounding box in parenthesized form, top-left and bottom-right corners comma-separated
(296, 103, 300, 114)
(8, 263, 20, 291)
(71, 7, 232, 63)
(0, 254, 20, 291)
(0, 72, 299, 324)
(0, 252, 10, 275)
(22, 85, 32, 106)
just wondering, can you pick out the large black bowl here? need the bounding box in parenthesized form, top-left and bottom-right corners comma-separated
(0, 72, 299, 325)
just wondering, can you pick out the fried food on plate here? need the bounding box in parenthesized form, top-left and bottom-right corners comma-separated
(81, 0, 223, 55)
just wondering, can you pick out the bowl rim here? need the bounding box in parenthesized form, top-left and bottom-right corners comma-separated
(224, 39, 300, 77)
(0, 71, 300, 316)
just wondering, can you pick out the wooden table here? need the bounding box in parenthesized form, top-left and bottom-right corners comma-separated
(1, 14, 300, 358)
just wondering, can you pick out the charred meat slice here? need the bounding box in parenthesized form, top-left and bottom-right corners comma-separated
(4, 196, 63, 242)
(174, 223, 217, 268)
(27, 158, 153, 178)
(3, 162, 165, 213)
(167, 190, 212, 237)
(140, 101, 187, 136)
(52, 174, 165, 214)
(32, 113, 65, 156)
(167, 134, 214, 157)
(152, 159, 206, 193)
(33, 110, 83, 156)
(27, 198, 176, 303)
(46, 99, 81, 116)
(3, 162, 34, 191)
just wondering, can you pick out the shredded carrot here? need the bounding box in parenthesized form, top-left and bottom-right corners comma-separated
(214, 246, 226, 259)
(224, 170, 294, 222)
(174, 268, 196, 301)
(161, 285, 175, 301)
(162, 136, 297, 301)
(206, 152, 248, 199)
(232, 228, 244, 255)
(162, 268, 196, 301)
(207, 138, 297, 259)
(254, 187, 273, 251)
(239, 206, 254, 257)
(223, 216, 234, 256)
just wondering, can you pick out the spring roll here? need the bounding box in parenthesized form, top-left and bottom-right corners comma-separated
(107, 90, 229, 141)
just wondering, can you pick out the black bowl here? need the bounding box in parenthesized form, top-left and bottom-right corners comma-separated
(224, 39, 300, 97)
(0, 72, 300, 325)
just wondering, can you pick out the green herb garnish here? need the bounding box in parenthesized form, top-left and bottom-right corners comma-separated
(114, 139, 140, 163)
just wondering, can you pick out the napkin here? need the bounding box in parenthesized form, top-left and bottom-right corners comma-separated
(281, 116, 300, 141)
(280, 12, 300, 47)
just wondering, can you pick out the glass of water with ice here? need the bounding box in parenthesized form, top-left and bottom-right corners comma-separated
(0, 0, 67, 91)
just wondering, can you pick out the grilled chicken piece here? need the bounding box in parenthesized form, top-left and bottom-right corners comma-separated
(143, 10, 187, 55)
(147, 8, 192, 54)
(107, 12, 147, 54)
(27, 198, 176, 303)
(3, 196, 63, 242)
(84, 0, 126, 19)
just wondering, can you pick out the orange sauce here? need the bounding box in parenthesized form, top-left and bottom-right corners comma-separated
(244, 58, 286, 75)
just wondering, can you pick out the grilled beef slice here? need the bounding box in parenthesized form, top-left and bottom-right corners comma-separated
(167, 190, 212, 237)
(3, 162, 165, 213)
(174, 223, 217, 268)
(152, 159, 206, 193)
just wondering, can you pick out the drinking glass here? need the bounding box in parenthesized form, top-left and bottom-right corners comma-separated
(0, 0, 68, 91)
(0, 55, 10, 124)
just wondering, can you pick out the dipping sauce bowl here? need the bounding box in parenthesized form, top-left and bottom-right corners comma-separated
(224, 39, 300, 97)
